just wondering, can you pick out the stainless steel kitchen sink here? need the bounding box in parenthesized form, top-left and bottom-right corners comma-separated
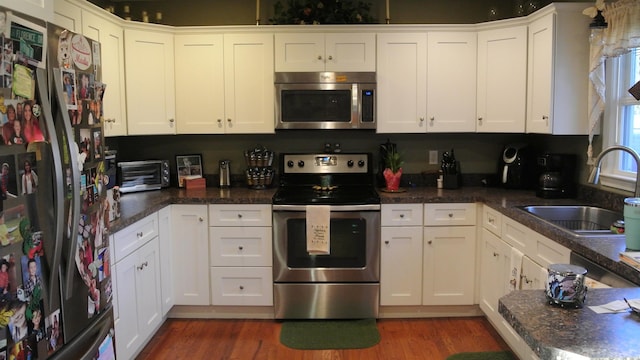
(517, 205, 624, 238)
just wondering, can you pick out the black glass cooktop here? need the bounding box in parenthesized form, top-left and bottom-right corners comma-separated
(272, 185, 380, 205)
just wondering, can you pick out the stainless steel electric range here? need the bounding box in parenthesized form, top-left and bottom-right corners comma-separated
(272, 153, 381, 319)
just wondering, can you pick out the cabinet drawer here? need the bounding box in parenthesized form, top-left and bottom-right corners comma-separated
(210, 227, 272, 267)
(113, 212, 158, 263)
(381, 204, 423, 226)
(209, 204, 272, 227)
(424, 203, 476, 226)
(210, 267, 273, 306)
(482, 205, 502, 237)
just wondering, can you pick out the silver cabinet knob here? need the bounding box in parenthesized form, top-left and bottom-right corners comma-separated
(317, 55, 322, 60)
(478, 117, 483, 122)
(239, 285, 244, 290)
(328, 55, 333, 60)
(399, 214, 404, 218)
(384, 240, 390, 245)
(198, 217, 203, 222)
(238, 246, 244, 251)
(169, 118, 175, 123)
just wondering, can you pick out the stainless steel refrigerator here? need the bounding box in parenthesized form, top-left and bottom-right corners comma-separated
(0, 6, 115, 359)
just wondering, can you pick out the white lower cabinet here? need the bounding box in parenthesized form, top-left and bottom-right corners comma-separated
(158, 206, 174, 316)
(209, 205, 273, 306)
(380, 225, 423, 305)
(171, 204, 210, 305)
(112, 213, 162, 360)
(479, 205, 569, 360)
(423, 203, 476, 305)
(380, 203, 476, 306)
(423, 226, 476, 305)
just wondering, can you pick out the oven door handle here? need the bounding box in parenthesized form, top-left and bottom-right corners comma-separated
(272, 204, 381, 211)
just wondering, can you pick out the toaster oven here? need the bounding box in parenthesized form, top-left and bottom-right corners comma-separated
(117, 160, 170, 193)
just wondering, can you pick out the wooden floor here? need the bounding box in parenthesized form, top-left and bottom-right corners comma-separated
(137, 317, 512, 360)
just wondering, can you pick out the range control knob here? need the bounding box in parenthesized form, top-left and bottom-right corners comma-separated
(347, 160, 354, 167)
(358, 160, 366, 167)
(287, 160, 294, 168)
(298, 160, 305, 168)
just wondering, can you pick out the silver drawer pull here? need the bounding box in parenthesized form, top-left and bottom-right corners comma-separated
(399, 214, 404, 218)
(137, 232, 144, 238)
(237, 213, 243, 218)
(198, 217, 203, 222)
(238, 246, 244, 251)
(137, 261, 148, 270)
(448, 213, 453, 218)
(239, 285, 244, 290)
(493, 252, 499, 257)
(384, 240, 390, 245)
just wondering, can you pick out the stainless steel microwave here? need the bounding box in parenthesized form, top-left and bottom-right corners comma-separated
(117, 160, 170, 193)
(275, 72, 376, 130)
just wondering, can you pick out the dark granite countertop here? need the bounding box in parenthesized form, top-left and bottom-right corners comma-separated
(109, 185, 640, 285)
(499, 289, 640, 360)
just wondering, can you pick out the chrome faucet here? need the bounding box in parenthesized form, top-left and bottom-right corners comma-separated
(588, 145, 640, 197)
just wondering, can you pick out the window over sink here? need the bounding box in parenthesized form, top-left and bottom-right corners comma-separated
(600, 48, 640, 192)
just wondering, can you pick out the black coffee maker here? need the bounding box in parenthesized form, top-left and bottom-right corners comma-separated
(498, 143, 532, 189)
(536, 153, 577, 198)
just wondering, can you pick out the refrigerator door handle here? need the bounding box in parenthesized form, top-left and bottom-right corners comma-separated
(38, 69, 65, 310)
(52, 70, 82, 301)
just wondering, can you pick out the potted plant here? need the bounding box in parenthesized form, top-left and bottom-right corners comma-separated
(380, 142, 403, 191)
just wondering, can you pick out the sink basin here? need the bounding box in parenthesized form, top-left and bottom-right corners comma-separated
(517, 205, 624, 237)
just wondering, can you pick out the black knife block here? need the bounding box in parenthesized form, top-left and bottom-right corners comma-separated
(443, 174, 461, 189)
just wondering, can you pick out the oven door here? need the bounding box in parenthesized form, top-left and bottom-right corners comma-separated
(273, 204, 380, 283)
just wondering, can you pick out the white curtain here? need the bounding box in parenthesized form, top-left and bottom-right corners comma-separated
(587, 0, 640, 165)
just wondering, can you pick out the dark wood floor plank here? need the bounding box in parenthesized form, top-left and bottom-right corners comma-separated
(137, 317, 511, 360)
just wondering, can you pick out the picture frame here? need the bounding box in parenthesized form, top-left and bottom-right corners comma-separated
(176, 154, 203, 188)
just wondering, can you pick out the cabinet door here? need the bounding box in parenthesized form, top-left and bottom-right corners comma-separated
(274, 33, 325, 72)
(380, 226, 423, 305)
(158, 206, 174, 316)
(526, 15, 554, 134)
(479, 228, 511, 316)
(423, 226, 476, 305)
(476, 26, 527, 133)
(223, 34, 274, 133)
(520, 255, 547, 290)
(324, 33, 376, 72)
(82, 11, 128, 136)
(426, 32, 477, 132)
(136, 238, 163, 334)
(171, 205, 210, 305)
(52, 0, 82, 31)
(124, 28, 176, 135)
(114, 250, 143, 360)
(376, 33, 427, 133)
(175, 34, 225, 134)
(6, 0, 52, 22)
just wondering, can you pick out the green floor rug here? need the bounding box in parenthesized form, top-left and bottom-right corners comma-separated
(446, 351, 516, 360)
(280, 319, 380, 350)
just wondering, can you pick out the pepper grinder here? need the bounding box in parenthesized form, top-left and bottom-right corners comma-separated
(219, 160, 231, 188)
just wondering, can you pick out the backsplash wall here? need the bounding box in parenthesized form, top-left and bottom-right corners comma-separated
(106, 132, 593, 187)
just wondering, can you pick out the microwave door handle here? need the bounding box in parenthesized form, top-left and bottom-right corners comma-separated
(40, 69, 65, 310)
(53, 70, 82, 301)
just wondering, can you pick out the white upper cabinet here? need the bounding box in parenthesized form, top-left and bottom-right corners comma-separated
(476, 26, 527, 133)
(223, 33, 275, 133)
(6, 0, 52, 22)
(376, 33, 427, 133)
(426, 32, 477, 132)
(175, 33, 225, 134)
(52, 0, 82, 31)
(526, 5, 590, 134)
(124, 28, 176, 135)
(82, 10, 128, 136)
(275, 33, 375, 72)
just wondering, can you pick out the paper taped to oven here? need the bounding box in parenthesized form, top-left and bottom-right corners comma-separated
(306, 205, 330, 254)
